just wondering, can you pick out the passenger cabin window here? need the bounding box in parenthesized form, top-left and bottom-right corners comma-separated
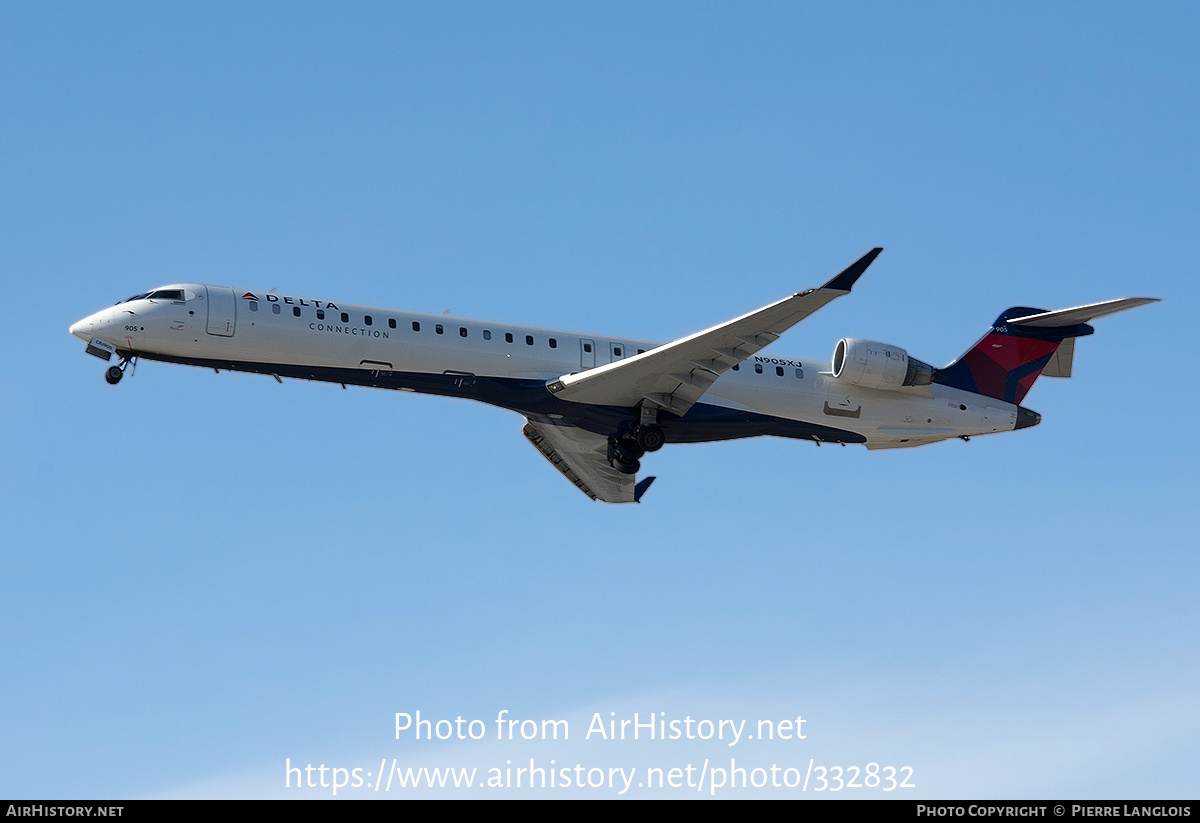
(776, 366, 784, 376)
(272, 304, 281, 315)
(613, 346, 623, 357)
(293, 307, 302, 317)
(483, 330, 492, 340)
(436, 324, 444, 334)
(459, 327, 467, 338)
(505, 333, 514, 343)
(525, 335, 534, 346)
(365, 315, 373, 326)
(340, 312, 349, 323)
(317, 309, 324, 320)
(731, 363, 739, 371)
(754, 363, 763, 374)
(583, 342, 592, 352)
(549, 338, 557, 348)
(412, 321, 420, 332)
(795, 368, 803, 379)
(249, 301, 258, 312)
(388, 318, 396, 329)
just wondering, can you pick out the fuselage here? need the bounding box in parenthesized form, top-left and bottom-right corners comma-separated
(70, 284, 1022, 448)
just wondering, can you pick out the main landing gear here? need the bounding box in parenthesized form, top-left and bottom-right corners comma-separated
(105, 357, 135, 385)
(607, 436, 643, 475)
(606, 422, 666, 475)
(635, 424, 665, 452)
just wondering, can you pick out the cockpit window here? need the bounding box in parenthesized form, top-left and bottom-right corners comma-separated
(122, 289, 184, 303)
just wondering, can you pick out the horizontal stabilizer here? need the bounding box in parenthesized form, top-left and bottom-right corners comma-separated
(1007, 298, 1159, 329)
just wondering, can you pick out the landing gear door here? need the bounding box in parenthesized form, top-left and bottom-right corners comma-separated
(205, 286, 236, 337)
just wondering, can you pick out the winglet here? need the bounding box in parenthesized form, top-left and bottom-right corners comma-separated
(819, 247, 883, 293)
(634, 476, 656, 503)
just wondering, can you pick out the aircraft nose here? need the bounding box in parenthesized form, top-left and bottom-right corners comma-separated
(71, 307, 116, 341)
(70, 317, 93, 341)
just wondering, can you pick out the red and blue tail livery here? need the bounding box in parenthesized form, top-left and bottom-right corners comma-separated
(936, 299, 1156, 405)
(69, 251, 1158, 503)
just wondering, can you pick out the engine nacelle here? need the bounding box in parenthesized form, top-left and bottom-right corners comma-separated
(832, 338, 934, 390)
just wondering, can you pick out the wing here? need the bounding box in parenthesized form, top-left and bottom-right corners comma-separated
(547, 248, 882, 415)
(522, 420, 654, 504)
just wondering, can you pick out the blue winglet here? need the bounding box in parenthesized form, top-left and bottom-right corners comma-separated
(634, 476, 656, 503)
(819, 247, 882, 292)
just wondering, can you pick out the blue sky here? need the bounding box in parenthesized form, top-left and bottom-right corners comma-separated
(3, 2, 1197, 798)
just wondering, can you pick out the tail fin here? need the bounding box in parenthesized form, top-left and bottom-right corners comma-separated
(935, 298, 1158, 404)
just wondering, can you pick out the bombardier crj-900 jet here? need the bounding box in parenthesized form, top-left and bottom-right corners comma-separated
(70, 249, 1155, 503)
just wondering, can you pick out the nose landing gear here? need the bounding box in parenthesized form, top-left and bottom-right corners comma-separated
(104, 357, 136, 385)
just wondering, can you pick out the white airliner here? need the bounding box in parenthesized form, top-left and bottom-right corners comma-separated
(70, 249, 1156, 503)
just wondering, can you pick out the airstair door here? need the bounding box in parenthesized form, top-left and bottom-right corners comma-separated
(205, 286, 237, 337)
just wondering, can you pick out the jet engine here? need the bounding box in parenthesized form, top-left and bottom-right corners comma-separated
(832, 338, 934, 390)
